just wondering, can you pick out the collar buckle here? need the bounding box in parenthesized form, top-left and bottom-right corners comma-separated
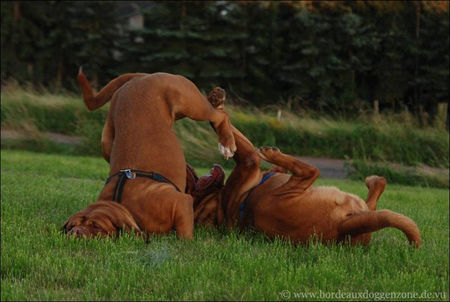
(120, 169, 136, 179)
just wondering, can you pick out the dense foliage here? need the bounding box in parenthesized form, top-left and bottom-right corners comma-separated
(1, 1, 448, 119)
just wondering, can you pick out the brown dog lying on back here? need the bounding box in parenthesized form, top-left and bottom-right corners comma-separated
(63, 71, 236, 239)
(191, 90, 421, 248)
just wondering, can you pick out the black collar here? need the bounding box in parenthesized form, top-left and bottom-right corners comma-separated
(105, 168, 181, 203)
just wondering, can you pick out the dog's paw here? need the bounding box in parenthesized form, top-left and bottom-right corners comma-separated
(218, 143, 235, 159)
(208, 87, 226, 110)
(257, 146, 280, 162)
(365, 175, 386, 190)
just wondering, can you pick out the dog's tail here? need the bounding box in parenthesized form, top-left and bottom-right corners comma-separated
(339, 210, 421, 248)
(77, 67, 144, 111)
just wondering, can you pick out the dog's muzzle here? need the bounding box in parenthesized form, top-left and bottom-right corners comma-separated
(67, 226, 89, 238)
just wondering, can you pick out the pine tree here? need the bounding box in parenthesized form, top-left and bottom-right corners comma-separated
(1, 1, 447, 118)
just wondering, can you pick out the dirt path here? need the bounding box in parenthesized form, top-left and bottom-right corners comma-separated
(296, 156, 352, 179)
(1, 129, 82, 144)
(1, 129, 353, 179)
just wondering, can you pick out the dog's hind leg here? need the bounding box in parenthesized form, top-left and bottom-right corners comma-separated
(257, 147, 319, 194)
(350, 176, 387, 245)
(173, 195, 194, 240)
(101, 113, 114, 163)
(364, 176, 386, 211)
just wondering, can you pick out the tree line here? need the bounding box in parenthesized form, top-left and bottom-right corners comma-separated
(1, 1, 448, 119)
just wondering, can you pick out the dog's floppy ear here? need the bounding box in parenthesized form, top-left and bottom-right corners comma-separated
(117, 220, 142, 235)
(108, 208, 142, 236)
(89, 201, 139, 235)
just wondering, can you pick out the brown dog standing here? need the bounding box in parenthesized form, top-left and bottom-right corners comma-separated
(64, 71, 236, 239)
(193, 90, 421, 248)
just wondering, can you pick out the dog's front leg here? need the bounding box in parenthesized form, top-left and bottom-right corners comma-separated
(206, 88, 263, 227)
(257, 147, 320, 194)
(223, 151, 261, 228)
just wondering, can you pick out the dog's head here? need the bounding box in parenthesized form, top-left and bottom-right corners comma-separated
(191, 164, 225, 205)
(194, 191, 224, 227)
(190, 164, 225, 227)
(63, 201, 141, 238)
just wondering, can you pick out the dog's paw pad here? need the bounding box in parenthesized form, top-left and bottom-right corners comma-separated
(218, 143, 234, 159)
(208, 87, 226, 109)
(257, 146, 280, 161)
(365, 175, 386, 189)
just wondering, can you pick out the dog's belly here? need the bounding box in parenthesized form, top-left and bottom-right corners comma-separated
(251, 196, 336, 242)
(251, 185, 369, 243)
(249, 185, 358, 243)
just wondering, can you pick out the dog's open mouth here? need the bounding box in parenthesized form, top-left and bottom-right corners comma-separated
(191, 164, 225, 202)
(196, 164, 225, 190)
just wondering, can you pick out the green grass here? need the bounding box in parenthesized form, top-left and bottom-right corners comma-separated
(1, 150, 449, 301)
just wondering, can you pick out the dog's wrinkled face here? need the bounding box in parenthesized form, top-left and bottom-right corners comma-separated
(66, 224, 109, 238)
(64, 214, 114, 238)
(64, 201, 141, 238)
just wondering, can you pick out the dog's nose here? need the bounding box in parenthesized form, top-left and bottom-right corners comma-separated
(67, 226, 86, 238)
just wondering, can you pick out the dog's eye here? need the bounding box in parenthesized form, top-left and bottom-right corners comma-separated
(86, 221, 97, 229)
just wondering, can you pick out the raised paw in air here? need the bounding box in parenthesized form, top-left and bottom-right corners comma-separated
(218, 143, 235, 160)
(208, 87, 226, 110)
(365, 175, 386, 190)
(257, 146, 281, 162)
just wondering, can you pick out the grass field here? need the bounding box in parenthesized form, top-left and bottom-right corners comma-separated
(1, 150, 448, 301)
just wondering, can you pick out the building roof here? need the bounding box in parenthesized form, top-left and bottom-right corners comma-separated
(116, 1, 154, 19)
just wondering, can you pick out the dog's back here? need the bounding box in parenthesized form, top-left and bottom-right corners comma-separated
(107, 73, 202, 190)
